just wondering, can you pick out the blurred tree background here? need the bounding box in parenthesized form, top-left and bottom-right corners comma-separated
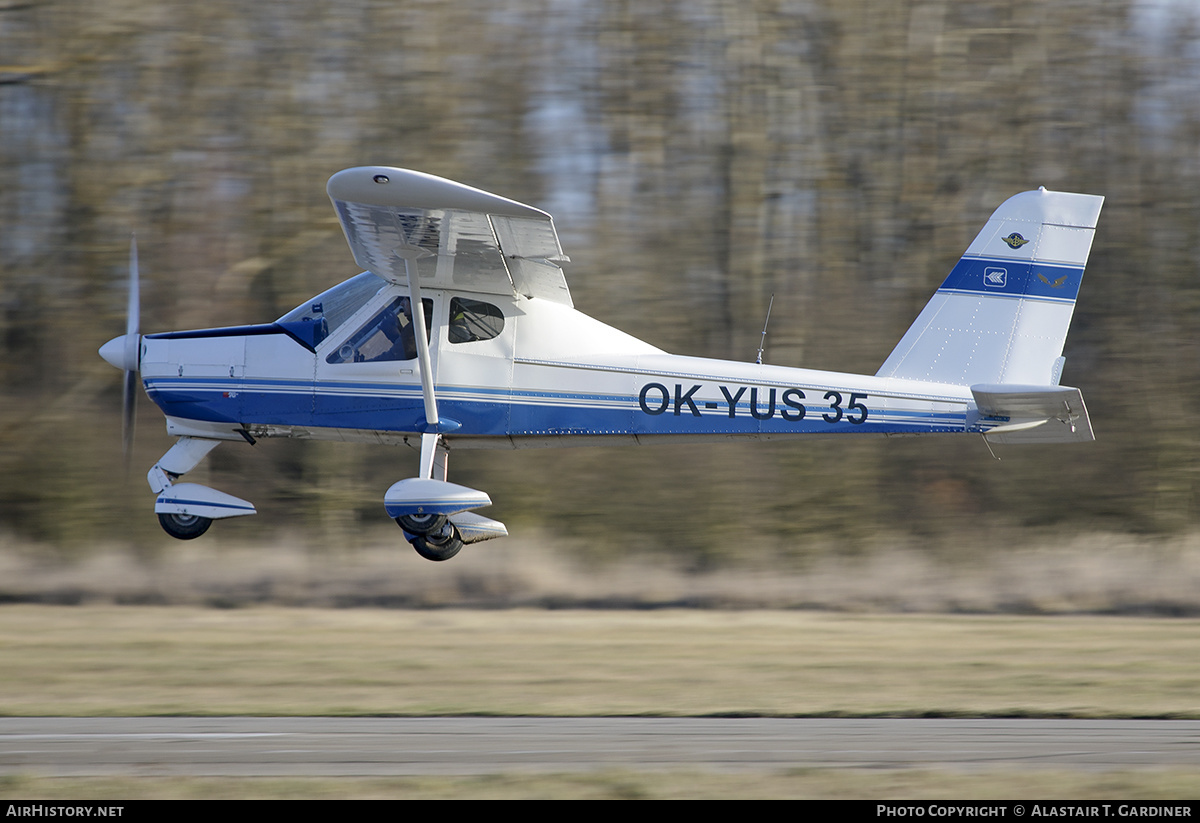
(1, 0, 1197, 563)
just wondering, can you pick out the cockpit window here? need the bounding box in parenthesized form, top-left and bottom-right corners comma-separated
(326, 296, 433, 364)
(448, 297, 505, 344)
(277, 272, 387, 349)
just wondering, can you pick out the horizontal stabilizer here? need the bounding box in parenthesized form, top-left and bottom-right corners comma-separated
(972, 384, 1094, 444)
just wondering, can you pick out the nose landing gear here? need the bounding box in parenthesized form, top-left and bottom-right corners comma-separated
(157, 512, 213, 540)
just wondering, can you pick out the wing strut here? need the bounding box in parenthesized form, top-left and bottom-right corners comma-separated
(394, 243, 443, 480)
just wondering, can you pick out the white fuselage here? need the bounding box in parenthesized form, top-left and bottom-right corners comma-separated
(141, 283, 976, 450)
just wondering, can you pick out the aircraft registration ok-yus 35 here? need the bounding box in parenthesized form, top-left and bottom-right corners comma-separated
(99, 167, 1103, 560)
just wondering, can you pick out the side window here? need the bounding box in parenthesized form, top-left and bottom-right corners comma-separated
(326, 297, 432, 364)
(448, 297, 505, 344)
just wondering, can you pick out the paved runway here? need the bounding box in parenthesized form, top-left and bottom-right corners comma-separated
(1, 718, 1198, 776)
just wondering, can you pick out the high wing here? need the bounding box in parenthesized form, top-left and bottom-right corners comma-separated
(327, 166, 572, 305)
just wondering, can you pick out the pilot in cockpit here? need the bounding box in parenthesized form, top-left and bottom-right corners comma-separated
(361, 298, 417, 362)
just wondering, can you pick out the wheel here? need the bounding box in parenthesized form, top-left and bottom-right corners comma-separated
(411, 532, 462, 561)
(158, 512, 213, 540)
(396, 512, 448, 534)
(406, 522, 463, 562)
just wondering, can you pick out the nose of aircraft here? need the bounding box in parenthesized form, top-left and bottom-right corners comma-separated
(99, 334, 140, 372)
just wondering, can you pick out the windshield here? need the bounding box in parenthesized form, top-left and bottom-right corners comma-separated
(276, 272, 387, 348)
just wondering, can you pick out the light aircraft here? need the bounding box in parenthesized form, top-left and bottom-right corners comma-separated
(99, 167, 1103, 560)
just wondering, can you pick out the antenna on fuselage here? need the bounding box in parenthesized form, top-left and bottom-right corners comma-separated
(754, 294, 775, 365)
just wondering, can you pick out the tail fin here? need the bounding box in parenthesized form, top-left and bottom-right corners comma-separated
(876, 187, 1103, 387)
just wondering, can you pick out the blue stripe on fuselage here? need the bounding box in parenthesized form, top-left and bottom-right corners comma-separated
(145, 376, 968, 438)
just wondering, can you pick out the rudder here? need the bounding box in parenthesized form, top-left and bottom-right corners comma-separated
(876, 187, 1103, 387)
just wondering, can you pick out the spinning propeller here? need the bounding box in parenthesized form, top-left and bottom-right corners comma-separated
(98, 236, 142, 465)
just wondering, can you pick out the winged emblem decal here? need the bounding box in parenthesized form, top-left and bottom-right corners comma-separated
(1037, 273, 1069, 288)
(1002, 233, 1030, 249)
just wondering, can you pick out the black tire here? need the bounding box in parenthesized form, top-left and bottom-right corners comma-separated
(408, 525, 463, 561)
(158, 512, 213, 540)
(396, 512, 448, 535)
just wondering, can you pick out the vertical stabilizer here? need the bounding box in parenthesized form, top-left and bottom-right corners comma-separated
(876, 188, 1103, 387)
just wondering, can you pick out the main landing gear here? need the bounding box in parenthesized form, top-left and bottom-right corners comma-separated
(394, 509, 509, 562)
(385, 441, 507, 562)
(397, 516, 463, 562)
